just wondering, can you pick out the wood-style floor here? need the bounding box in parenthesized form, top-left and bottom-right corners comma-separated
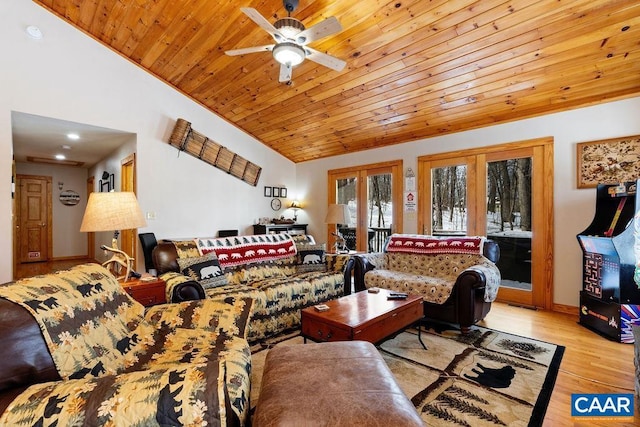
(480, 303, 636, 427)
(10, 259, 638, 426)
(13, 258, 97, 280)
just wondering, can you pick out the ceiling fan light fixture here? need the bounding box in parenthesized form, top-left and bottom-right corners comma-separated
(274, 17, 305, 39)
(273, 42, 305, 66)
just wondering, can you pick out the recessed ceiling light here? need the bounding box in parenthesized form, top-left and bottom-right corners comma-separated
(26, 25, 43, 40)
(66, 133, 80, 140)
(61, 145, 71, 150)
(55, 154, 66, 160)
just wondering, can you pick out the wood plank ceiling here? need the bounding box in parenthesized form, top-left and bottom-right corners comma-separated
(33, 0, 640, 163)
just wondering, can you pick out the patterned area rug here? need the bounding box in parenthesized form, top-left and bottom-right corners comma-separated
(250, 322, 564, 426)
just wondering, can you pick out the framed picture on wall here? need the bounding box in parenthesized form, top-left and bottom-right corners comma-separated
(576, 135, 640, 188)
(280, 187, 287, 198)
(273, 187, 280, 197)
(264, 186, 272, 197)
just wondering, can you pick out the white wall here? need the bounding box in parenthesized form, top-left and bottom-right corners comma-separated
(297, 96, 640, 308)
(0, 0, 296, 282)
(15, 162, 89, 258)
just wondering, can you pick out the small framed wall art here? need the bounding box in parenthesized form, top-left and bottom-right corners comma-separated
(280, 187, 287, 198)
(273, 187, 281, 197)
(576, 135, 640, 188)
(264, 186, 272, 197)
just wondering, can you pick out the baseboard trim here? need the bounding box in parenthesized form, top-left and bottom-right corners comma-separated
(552, 303, 578, 316)
(51, 255, 92, 262)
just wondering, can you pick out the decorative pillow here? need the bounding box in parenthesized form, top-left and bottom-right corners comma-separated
(178, 253, 228, 289)
(296, 244, 327, 273)
(290, 234, 316, 245)
(171, 239, 201, 259)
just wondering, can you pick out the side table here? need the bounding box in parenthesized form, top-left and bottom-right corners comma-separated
(120, 276, 166, 307)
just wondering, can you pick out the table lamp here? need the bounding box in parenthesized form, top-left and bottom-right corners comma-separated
(325, 204, 351, 253)
(80, 191, 147, 281)
(289, 200, 302, 222)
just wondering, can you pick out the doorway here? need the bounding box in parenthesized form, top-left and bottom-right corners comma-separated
(418, 138, 553, 309)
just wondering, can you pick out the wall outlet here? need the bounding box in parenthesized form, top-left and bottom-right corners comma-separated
(146, 212, 156, 220)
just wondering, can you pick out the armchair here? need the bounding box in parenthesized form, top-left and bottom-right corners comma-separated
(0, 263, 253, 426)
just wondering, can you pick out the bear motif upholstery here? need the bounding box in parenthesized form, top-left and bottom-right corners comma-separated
(0, 263, 253, 426)
(354, 234, 501, 333)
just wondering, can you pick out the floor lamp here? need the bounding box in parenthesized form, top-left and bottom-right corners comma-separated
(80, 192, 147, 281)
(325, 204, 351, 253)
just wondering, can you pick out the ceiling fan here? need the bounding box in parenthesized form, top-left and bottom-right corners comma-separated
(225, 0, 346, 82)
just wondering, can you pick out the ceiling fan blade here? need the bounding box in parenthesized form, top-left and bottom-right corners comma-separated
(305, 47, 346, 72)
(225, 44, 274, 56)
(240, 7, 283, 41)
(296, 16, 342, 45)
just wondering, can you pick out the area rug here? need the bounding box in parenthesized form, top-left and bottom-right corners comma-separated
(250, 322, 564, 426)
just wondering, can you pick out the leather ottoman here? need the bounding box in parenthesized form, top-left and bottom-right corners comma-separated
(252, 341, 423, 426)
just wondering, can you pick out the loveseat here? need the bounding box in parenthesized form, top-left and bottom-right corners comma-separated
(354, 234, 501, 333)
(0, 263, 253, 426)
(152, 233, 352, 342)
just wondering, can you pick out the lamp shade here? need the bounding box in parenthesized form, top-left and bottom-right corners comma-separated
(325, 204, 350, 225)
(80, 192, 147, 232)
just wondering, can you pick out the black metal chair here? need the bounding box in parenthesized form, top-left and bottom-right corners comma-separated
(138, 232, 158, 273)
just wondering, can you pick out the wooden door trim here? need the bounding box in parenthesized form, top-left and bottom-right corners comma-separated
(86, 176, 95, 260)
(417, 138, 554, 310)
(417, 137, 553, 162)
(121, 153, 137, 265)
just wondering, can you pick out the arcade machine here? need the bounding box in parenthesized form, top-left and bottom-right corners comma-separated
(577, 180, 640, 342)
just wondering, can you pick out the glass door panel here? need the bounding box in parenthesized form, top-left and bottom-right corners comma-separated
(329, 161, 403, 253)
(367, 173, 393, 252)
(431, 165, 468, 236)
(486, 157, 533, 292)
(336, 177, 358, 251)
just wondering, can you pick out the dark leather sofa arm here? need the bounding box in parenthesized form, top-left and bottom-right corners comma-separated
(353, 255, 378, 293)
(172, 280, 205, 302)
(342, 257, 355, 295)
(160, 271, 206, 303)
(454, 267, 488, 291)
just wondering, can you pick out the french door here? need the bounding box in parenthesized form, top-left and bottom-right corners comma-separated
(328, 160, 403, 252)
(418, 138, 553, 309)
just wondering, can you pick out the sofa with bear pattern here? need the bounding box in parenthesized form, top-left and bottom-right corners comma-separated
(152, 234, 353, 342)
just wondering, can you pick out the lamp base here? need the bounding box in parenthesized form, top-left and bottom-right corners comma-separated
(101, 243, 135, 281)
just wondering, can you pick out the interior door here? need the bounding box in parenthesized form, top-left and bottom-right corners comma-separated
(17, 175, 52, 263)
(419, 139, 553, 309)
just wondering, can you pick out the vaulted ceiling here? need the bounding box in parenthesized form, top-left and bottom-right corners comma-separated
(33, 0, 640, 163)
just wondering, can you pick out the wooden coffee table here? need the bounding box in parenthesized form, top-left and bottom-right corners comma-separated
(301, 289, 425, 347)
